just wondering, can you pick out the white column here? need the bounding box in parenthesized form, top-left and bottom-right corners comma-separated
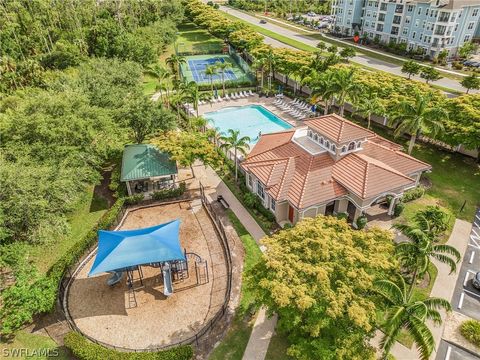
(126, 181, 132, 196)
(387, 197, 397, 216)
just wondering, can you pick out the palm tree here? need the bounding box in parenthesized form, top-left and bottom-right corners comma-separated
(389, 91, 447, 155)
(310, 71, 336, 115)
(204, 65, 217, 94)
(332, 68, 361, 117)
(252, 57, 267, 89)
(393, 222, 460, 297)
(165, 54, 186, 80)
(295, 65, 313, 94)
(215, 61, 232, 97)
(355, 90, 385, 129)
(182, 81, 211, 119)
(219, 129, 250, 182)
(375, 276, 451, 360)
(263, 49, 277, 91)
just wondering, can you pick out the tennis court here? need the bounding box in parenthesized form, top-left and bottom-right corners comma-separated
(180, 54, 252, 84)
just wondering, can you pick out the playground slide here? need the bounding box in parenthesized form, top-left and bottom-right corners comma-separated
(162, 263, 173, 297)
(106, 270, 124, 286)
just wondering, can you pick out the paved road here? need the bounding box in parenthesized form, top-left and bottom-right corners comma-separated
(451, 209, 480, 321)
(219, 5, 473, 94)
(436, 340, 480, 360)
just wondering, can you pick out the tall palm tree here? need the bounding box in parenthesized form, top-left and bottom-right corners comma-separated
(389, 91, 447, 155)
(375, 276, 451, 360)
(165, 54, 186, 80)
(332, 68, 361, 117)
(219, 129, 250, 182)
(393, 221, 460, 297)
(355, 90, 385, 129)
(263, 49, 277, 91)
(295, 65, 313, 94)
(309, 71, 336, 115)
(204, 65, 217, 94)
(252, 57, 267, 89)
(215, 61, 232, 97)
(182, 81, 211, 119)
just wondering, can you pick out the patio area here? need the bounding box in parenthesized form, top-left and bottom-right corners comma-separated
(66, 200, 229, 350)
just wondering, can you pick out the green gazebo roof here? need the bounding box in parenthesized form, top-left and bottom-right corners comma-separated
(120, 144, 177, 182)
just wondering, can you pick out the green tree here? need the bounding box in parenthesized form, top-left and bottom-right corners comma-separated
(120, 93, 176, 143)
(182, 81, 211, 118)
(252, 57, 267, 89)
(413, 206, 450, 238)
(295, 65, 313, 94)
(339, 47, 356, 62)
(165, 54, 186, 80)
(250, 216, 395, 359)
(389, 91, 447, 154)
(153, 131, 220, 177)
(215, 61, 232, 96)
(219, 129, 250, 181)
(309, 70, 336, 115)
(401, 60, 421, 80)
(460, 74, 480, 94)
(420, 66, 442, 84)
(393, 222, 460, 296)
(458, 41, 479, 59)
(147, 64, 173, 107)
(316, 41, 327, 52)
(327, 44, 338, 54)
(332, 68, 361, 117)
(375, 276, 451, 360)
(204, 65, 218, 94)
(355, 90, 385, 129)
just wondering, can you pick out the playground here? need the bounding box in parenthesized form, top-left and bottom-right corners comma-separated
(180, 54, 253, 84)
(66, 200, 229, 350)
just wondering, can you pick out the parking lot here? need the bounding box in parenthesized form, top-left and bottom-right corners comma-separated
(452, 208, 480, 320)
(436, 340, 480, 360)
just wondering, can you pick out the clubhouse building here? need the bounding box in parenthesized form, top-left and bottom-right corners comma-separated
(241, 114, 431, 225)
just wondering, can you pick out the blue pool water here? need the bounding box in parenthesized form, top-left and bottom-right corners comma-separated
(204, 105, 292, 144)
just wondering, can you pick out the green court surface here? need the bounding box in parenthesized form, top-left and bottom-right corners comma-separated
(180, 54, 253, 84)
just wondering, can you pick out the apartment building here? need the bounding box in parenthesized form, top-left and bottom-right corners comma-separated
(331, 0, 480, 58)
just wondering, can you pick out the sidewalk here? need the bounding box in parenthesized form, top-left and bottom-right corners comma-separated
(193, 163, 277, 360)
(372, 219, 472, 360)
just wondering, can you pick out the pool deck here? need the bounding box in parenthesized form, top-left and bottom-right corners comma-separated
(197, 94, 304, 129)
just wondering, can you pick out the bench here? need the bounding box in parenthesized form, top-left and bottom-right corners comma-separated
(217, 195, 230, 209)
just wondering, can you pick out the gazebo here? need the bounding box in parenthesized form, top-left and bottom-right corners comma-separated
(121, 144, 178, 196)
(89, 219, 186, 297)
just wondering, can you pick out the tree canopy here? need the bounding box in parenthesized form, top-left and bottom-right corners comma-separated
(249, 216, 396, 359)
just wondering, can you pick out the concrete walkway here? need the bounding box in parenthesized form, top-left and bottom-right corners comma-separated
(192, 163, 277, 360)
(219, 5, 476, 94)
(372, 219, 472, 360)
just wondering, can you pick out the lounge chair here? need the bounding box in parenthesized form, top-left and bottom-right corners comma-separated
(248, 90, 254, 96)
(242, 91, 249, 97)
(224, 94, 231, 100)
(273, 98, 282, 104)
(217, 96, 223, 102)
(239, 91, 246, 98)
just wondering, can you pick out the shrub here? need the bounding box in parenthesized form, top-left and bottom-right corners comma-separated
(402, 186, 425, 202)
(336, 212, 348, 221)
(452, 61, 463, 70)
(355, 215, 368, 229)
(124, 193, 144, 205)
(460, 320, 480, 347)
(151, 182, 186, 200)
(386, 195, 393, 207)
(64, 332, 193, 360)
(243, 192, 259, 208)
(0, 198, 126, 336)
(393, 202, 405, 217)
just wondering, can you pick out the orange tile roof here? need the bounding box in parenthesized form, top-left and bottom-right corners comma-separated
(242, 118, 431, 210)
(304, 114, 375, 144)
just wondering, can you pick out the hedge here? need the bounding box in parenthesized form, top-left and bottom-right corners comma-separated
(0, 198, 126, 336)
(152, 182, 187, 200)
(460, 320, 480, 348)
(402, 186, 425, 203)
(64, 332, 193, 360)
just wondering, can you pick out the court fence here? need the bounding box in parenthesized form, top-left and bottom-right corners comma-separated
(58, 191, 234, 352)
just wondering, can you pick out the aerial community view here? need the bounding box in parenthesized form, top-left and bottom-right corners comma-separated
(2, 0, 480, 360)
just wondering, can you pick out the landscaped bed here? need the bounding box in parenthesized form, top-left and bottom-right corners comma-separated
(66, 200, 228, 350)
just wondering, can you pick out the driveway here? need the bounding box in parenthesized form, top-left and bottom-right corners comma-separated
(218, 5, 474, 94)
(451, 208, 480, 321)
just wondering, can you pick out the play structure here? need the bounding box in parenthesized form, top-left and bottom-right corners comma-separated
(89, 219, 208, 306)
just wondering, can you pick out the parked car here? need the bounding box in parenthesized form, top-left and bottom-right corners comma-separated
(307, 11, 316, 17)
(473, 271, 480, 290)
(260, 19, 267, 24)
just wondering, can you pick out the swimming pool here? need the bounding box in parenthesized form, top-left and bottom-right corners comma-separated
(204, 105, 292, 144)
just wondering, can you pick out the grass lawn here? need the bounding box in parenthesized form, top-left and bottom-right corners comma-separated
(208, 210, 263, 360)
(0, 330, 69, 360)
(176, 23, 224, 54)
(28, 185, 108, 273)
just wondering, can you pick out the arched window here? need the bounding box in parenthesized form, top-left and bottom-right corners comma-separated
(320, 137, 324, 145)
(308, 130, 312, 138)
(331, 144, 336, 152)
(348, 141, 356, 151)
(341, 146, 347, 153)
(313, 133, 318, 141)
(325, 140, 330, 148)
